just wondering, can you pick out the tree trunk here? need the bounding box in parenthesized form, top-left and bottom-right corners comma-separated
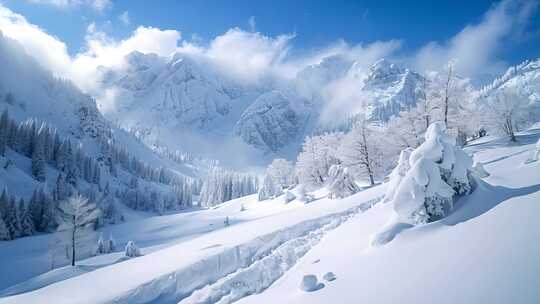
(71, 216, 76, 266)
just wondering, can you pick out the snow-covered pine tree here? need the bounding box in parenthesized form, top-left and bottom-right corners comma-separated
(107, 233, 116, 252)
(31, 131, 47, 182)
(0, 109, 9, 156)
(18, 198, 35, 236)
(96, 233, 106, 255)
(92, 162, 101, 185)
(257, 174, 282, 201)
(6, 194, 21, 238)
(0, 211, 9, 240)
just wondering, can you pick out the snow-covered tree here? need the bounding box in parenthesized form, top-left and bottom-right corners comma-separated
(107, 233, 116, 253)
(0, 110, 9, 156)
(257, 174, 282, 201)
(0, 211, 9, 240)
(296, 132, 342, 187)
(326, 164, 359, 199)
(31, 133, 47, 182)
(18, 198, 34, 236)
(338, 121, 381, 186)
(96, 233, 106, 255)
(200, 167, 257, 206)
(125, 241, 141, 257)
(383, 148, 413, 203)
(391, 122, 473, 224)
(267, 158, 294, 189)
(384, 108, 426, 150)
(483, 88, 533, 142)
(56, 194, 101, 266)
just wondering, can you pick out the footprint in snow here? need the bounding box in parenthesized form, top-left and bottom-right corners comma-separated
(323, 272, 336, 282)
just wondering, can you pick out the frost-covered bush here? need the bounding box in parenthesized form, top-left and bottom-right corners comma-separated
(125, 241, 141, 257)
(389, 122, 473, 224)
(383, 148, 413, 203)
(284, 191, 296, 203)
(326, 164, 360, 199)
(257, 174, 283, 201)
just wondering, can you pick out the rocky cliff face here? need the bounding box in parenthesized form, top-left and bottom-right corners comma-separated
(235, 91, 311, 152)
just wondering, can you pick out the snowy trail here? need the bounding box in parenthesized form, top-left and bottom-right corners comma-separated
(177, 199, 379, 304)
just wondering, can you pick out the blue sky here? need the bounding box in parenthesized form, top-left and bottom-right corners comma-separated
(3, 0, 540, 62)
(0, 0, 539, 87)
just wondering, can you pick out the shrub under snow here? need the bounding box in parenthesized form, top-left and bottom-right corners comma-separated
(125, 241, 141, 258)
(389, 122, 473, 224)
(326, 164, 360, 199)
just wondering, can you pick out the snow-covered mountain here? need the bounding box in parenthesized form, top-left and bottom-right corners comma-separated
(99, 53, 429, 163)
(0, 32, 199, 226)
(234, 91, 312, 152)
(358, 58, 425, 121)
(479, 58, 540, 102)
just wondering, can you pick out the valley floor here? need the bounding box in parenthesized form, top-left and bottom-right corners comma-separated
(0, 129, 539, 304)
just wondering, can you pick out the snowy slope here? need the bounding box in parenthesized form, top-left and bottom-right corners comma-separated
(238, 128, 540, 304)
(0, 186, 385, 303)
(1, 128, 539, 303)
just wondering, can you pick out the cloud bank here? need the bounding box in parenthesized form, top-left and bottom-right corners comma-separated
(0, 0, 538, 107)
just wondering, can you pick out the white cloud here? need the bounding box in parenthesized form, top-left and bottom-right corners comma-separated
(413, 0, 538, 81)
(26, 0, 112, 12)
(71, 24, 182, 91)
(119, 11, 129, 25)
(0, 5, 72, 77)
(203, 28, 294, 83)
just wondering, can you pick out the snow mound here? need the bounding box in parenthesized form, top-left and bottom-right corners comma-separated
(299, 274, 324, 292)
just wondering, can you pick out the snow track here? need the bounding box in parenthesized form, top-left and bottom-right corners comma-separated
(115, 198, 381, 304)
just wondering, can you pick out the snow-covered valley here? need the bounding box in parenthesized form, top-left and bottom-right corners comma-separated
(1, 127, 539, 303)
(1, 1, 540, 303)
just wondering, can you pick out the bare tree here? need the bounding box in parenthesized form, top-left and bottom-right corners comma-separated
(443, 61, 455, 127)
(57, 194, 100, 266)
(338, 120, 381, 186)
